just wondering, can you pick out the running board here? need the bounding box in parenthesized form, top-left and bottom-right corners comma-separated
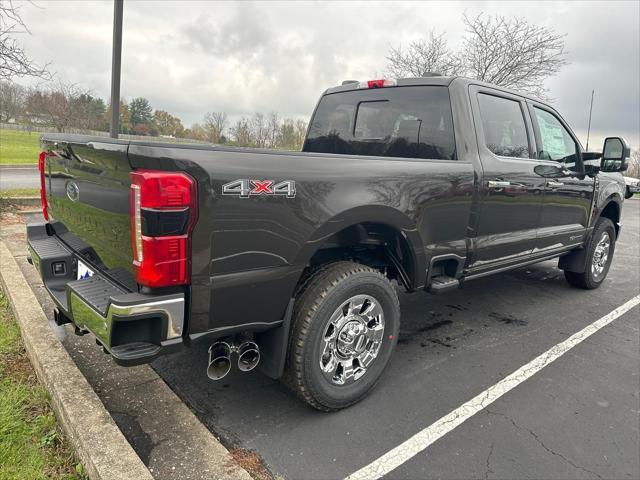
(428, 276, 460, 294)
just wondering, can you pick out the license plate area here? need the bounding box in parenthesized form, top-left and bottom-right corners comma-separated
(77, 260, 94, 280)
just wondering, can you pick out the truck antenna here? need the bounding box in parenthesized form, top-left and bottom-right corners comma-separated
(585, 89, 595, 151)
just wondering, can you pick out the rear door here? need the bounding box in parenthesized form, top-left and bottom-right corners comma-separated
(468, 85, 545, 270)
(527, 103, 595, 252)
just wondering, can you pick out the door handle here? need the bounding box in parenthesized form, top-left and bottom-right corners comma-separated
(487, 180, 512, 188)
(546, 181, 564, 188)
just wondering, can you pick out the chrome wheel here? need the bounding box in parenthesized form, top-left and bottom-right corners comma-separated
(591, 231, 611, 280)
(319, 294, 385, 386)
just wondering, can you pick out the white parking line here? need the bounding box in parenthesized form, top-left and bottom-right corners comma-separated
(345, 295, 640, 480)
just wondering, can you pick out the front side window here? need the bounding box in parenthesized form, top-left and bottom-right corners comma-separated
(478, 93, 530, 158)
(304, 86, 456, 160)
(533, 107, 578, 163)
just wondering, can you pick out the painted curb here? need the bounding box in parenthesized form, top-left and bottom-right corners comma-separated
(0, 240, 154, 480)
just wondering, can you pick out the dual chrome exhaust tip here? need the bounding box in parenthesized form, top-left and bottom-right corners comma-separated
(207, 337, 260, 381)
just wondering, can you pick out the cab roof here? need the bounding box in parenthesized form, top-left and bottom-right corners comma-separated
(323, 76, 545, 105)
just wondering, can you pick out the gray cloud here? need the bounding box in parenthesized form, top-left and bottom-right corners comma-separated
(13, 0, 639, 148)
(180, 6, 272, 58)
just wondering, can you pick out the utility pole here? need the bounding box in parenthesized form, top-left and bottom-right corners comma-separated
(109, 0, 124, 138)
(585, 89, 594, 151)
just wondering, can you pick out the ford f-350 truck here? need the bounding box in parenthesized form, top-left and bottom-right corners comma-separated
(28, 76, 629, 411)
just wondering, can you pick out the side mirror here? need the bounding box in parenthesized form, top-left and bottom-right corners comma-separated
(534, 164, 572, 178)
(600, 137, 630, 172)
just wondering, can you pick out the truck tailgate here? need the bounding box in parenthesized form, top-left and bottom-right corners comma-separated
(42, 135, 135, 290)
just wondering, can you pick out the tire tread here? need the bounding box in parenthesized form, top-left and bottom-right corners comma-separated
(283, 261, 398, 411)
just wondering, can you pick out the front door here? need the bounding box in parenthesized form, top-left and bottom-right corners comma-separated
(527, 103, 595, 252)
(468, 86, 545, 270)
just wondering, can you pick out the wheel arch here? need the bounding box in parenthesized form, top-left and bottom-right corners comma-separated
(560, 198, 620, 274)
(595, 195, 622, 237)
(292, 205, 427, 290)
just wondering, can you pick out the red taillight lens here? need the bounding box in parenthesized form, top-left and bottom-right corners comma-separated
(38, 152, 49, 221)
(130, 170, 198, 288)
(136, 236, 190, 287)
(358, 78, 398, 89)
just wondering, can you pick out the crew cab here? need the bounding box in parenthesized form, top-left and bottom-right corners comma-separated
(27, 76, 629, 411)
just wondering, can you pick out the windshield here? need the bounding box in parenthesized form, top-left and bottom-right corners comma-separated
(303, 85, 456, 160)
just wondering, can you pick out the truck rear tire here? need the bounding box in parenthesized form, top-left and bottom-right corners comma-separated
(564, 217, 616, 289)
(284, 261, 400, 411)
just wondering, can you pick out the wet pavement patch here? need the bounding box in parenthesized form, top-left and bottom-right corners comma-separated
(489, 312, 529, 326)
(418, 319, 454, 332)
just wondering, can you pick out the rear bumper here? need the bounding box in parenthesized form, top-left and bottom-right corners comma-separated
(27, 221, 185, 366)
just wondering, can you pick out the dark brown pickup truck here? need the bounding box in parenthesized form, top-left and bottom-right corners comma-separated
(28, 76, 630, 410)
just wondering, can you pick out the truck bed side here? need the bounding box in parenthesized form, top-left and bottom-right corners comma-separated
(126, 145, 475, 338)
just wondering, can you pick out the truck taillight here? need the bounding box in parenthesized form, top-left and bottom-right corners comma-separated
(38, 152, 49, 221)
(129, 170, 198, 288)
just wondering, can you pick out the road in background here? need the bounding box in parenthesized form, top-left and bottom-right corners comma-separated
(0, 166, 39, 190)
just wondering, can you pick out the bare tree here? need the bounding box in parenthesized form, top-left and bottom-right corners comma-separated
(627, 149, 640, 178)
(277, 118, 297, 150)
(230, 117, 252, 146)
(250, 112, 269, 148)
(0, 79, 24, 121)
(386, 31, 461, 77)
(460, 13, 567, 98)
(385, 13, 568, 98)
(0, 0, 50, 81)
(25, 80, 92, 132)
(203, 111, 227, 143)
(266, 111, 279, 148)
(294, 119, 308, 148)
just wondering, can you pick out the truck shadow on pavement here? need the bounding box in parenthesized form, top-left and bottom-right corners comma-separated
(152, 259, 580, 447)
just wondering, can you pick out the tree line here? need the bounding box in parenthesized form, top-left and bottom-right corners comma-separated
(0, 80, 308, 150)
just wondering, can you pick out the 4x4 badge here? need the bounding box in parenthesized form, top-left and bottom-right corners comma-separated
(222, 179, 296, 198)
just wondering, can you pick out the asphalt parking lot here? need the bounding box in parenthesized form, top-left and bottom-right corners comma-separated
(2, 199, 638, 480)
(153, 199, 639, 480)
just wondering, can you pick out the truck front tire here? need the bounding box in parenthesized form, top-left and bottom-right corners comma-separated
(564, 217, 616, 289)
(284, 261, 400, 411)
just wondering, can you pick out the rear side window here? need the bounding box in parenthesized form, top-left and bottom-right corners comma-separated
(304, 86, 456, 160)
(478, 94, 530, 158)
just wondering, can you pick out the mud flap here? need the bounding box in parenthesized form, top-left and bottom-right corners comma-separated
(558, 248, 588, 273)
(255, 298, 294, 379)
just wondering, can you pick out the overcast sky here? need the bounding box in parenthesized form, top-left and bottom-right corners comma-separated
(14, 0, 640, 149)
